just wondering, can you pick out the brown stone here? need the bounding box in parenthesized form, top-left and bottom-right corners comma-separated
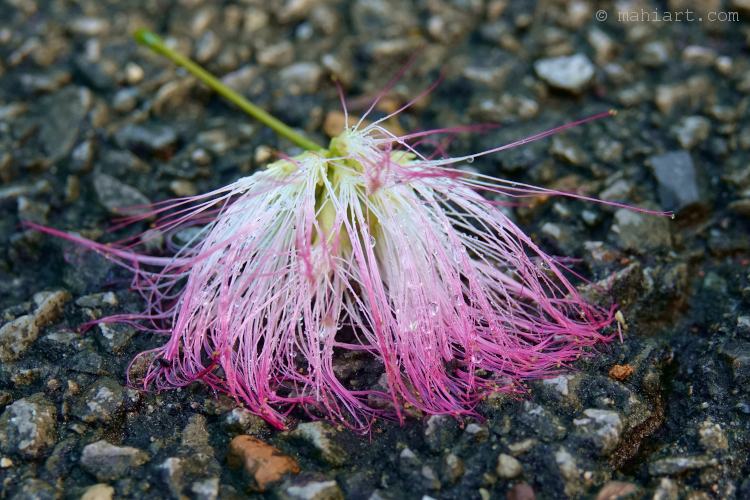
(507, 482, 536, 500)
(227, 435, 299, 491)
(322, 110, 406, 139)
(323, 111, 367, 138)
(609, 364, 634, 381)
(595, 481, 643, 500)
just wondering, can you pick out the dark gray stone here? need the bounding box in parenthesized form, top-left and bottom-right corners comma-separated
(0, 393, 57, 459)
(222, 407, 267, 435)
(68, 350, 104, 375)
(572, 409, 623, 457)
(114, 124, 177, 158)
(639, 41, 670, 67)
(519, 402, 567, 442)
(112, 88, 139, 114)
(463, 423, 489, 444)
(549, 136, 587, 166)
(20, 72, 71, 95)
(721, 342, 750, 387)
(647, 151, 702, 213)
(276, 473, 345, 500)
(80, 440, 151, 481)
(71, 377, 124, 423)
(278, 62, 324, 96)
(672, 116, 710, 150)
(62, 250, 116, 296)
(73, 55, 114, 90)
(0, 362, 42, 386)
(729, 199, 750, 219)
(70, 139, 97, 174)
(290, 421, 348, 467)
(740, 477, 750, 500)
(398, 447, 418, 467)
(351, 0, 417, 38)
(0, 102, 28, 121)
(93, 173, 152, 217)
(195, 129, 239, 156)
(648, 455, 718, 476)
(707, 229, 750, 256)
(96, 322, 137, 354)
(652, 478, 678, 500)
(159, 457, 187, 500)
(16, 196, 50, 225)
(75, 292, 118, 308)
(612, 208, 671, 253)
(441, 454, 464, 483)
(42, 437, 77, 480)
(160, 455, 221, 500)
(99, 149, 150, 175)
(9, 479, 62, 500)
(424, 415, 460, 451)
(479, 21, 512, 44)
(366, 490, 402, 500)
(420, 465, 440, 490)
(38, 86, 92, 162)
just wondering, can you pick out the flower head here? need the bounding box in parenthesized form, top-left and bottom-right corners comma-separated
(31, 31, 669, 431)
(34, 110, 643, 430)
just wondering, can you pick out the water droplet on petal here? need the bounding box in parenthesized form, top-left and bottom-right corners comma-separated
(471, 353, 484, 364)
(370, 235, 376, 247)
(428, 302, 439, 316)
(452, 245, 463, 263)
(466, 157, 474, 164)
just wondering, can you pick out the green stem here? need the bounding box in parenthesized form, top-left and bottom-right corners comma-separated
(134, 29, 325, 153)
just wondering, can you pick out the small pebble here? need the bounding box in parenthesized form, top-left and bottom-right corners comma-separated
(255, 145, 275, 164)
(507, 483, 536, 500)
(226, 435, 300, 491)
(496, 453, 523, 479)
(534, 54, 595, 94)
(170, 180, 198, 197)
(257, 41, 294, 67)
(125, 62, 144, 85)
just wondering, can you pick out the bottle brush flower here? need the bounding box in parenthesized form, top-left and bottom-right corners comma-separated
(31, 31, 668, 431)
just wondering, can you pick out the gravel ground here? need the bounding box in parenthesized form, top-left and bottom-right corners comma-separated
(1, 1, 749, 499)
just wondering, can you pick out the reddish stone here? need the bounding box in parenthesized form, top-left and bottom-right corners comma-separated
(227, 435, 300, 491)
(507, 482, 536, 500)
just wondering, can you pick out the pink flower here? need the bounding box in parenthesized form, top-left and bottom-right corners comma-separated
(30, 82, 667, 431)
